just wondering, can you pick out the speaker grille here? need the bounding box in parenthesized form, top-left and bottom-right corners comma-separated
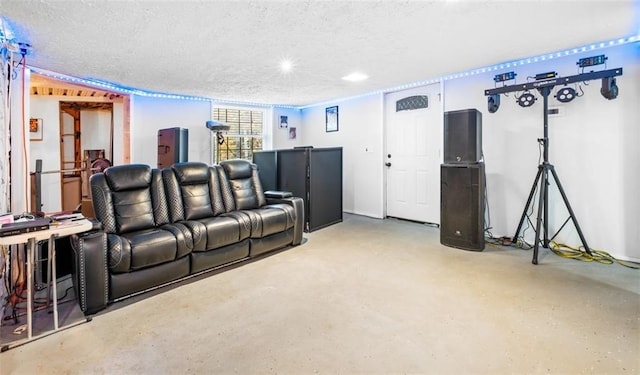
(443, 109, 482, 163)
(440, 163, 485, 251)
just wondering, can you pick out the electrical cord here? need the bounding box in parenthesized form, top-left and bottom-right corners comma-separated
(549, 241, 639, 269)
(2, 279, 76, 320)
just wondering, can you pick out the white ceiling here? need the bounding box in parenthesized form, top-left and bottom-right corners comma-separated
(3, 0, 638, 107)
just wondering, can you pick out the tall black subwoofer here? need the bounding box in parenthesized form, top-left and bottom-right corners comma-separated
(444, 108, 482, 163)
(440, 163, 485, 251)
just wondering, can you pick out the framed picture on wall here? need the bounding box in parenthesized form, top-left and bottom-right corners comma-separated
(29, 118, 43, 141)
(279, 115, 288, 128)
(326, 106, 338, 132)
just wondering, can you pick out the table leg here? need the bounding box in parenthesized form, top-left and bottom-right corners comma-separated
(26, 238, 34, 339)
(51, 235, 59, 330)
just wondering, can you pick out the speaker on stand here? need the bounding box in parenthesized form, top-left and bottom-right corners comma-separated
(441, 109, 485, 251)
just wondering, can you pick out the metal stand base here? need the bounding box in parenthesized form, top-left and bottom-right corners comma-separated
(512, 162, 592, 264)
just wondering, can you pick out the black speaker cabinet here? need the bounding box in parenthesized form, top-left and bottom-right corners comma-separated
(440, 163, 485, 251)
(254, 147, 343, 232)
(444, 108, 482, 163)
(252, 150, 277, 192)
(158, 127, 188, 168)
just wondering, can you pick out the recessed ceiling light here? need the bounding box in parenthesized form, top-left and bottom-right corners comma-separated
(342, 72, 369, 82)
(280, 59, 294, 73)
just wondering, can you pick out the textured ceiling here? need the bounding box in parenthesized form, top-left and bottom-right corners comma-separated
(3, 0, 638, 106)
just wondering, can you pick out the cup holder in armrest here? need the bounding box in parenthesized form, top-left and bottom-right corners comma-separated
(264, 190, 293, 199)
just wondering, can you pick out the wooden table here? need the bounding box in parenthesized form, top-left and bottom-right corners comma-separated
(0, 219, 93, 351)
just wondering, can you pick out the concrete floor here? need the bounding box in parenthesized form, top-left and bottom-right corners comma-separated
(1, 213, 639, 374)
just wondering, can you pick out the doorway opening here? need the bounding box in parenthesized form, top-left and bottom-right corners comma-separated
(58, 101, 114, 211)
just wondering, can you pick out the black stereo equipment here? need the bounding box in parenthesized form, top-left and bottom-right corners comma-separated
(158, 127, 188, 168)
(444, 109, 482, 163)
(440, 163, 485, 251)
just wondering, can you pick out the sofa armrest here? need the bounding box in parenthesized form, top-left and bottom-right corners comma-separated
(266, 196, 304, 245)
(88, 218, 103, 231)
(70, 231, 109, 315)
(264, 190, 292, 199)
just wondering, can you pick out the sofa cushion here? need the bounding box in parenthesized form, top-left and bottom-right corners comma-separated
(219, 160, 267, 212)
(221, 159, 252, 179)
(105, 164, 152, 191)
(101, 164, 158, 233)
(229, 178, 259, 210)
(112, 188, 155, 233)
(165, 163, 225, 221)
(242, 204, 295, 238)
(197, 216, 250, 250)
(172, 162, 210, 184)
(121, 228, 177, 271)
(181, 183, 215, 220)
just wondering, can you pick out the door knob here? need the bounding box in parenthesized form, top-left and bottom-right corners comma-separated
(385, 162, 392, 167)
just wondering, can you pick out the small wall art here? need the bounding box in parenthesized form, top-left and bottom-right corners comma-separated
(30, 118, 43, 141)
(326, 106, 338, 132)
(279, 115, 288, 128)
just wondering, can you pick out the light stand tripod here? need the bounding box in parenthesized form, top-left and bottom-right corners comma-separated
(511, 86, 591, 264)
(484, 67, 622, 264)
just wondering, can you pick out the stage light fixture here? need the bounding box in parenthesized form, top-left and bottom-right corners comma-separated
(555, 87, 577, 103)
(600, 77, 618, 100)
(488, 94, 500, 113)
(517, 92, 536, 107)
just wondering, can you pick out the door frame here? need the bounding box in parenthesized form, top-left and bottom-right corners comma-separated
(383, 81, 445, 223)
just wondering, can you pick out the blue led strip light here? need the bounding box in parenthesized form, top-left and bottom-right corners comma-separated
(28, 66, 301, 110)
(22, 33, 640, 110)
(299, 34, 640, 109)
(28, 66, 211, 102)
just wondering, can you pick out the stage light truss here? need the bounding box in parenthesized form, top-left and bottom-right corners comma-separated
(484, 68, 622, 97)
(485, 68, 623, 112)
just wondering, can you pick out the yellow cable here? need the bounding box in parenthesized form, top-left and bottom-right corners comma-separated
(549, 241, 638, 269)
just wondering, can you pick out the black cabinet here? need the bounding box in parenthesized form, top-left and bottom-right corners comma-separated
(158, 127, 188, 168)
(254, 147, 343, 232)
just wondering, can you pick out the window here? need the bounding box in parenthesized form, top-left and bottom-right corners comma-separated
(212, 108, 264, 161)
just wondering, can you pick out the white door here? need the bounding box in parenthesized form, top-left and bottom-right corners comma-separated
(385, 84, 441, 224)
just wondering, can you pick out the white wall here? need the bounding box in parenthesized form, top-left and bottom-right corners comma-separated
(272, 107, 303, 149)
(129, 95, 212, 166)
(301, 94, 384, 218)
(81, 110, 113, 160)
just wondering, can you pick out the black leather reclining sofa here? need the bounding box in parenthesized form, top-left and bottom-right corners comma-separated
(71, 159, 304, 314)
